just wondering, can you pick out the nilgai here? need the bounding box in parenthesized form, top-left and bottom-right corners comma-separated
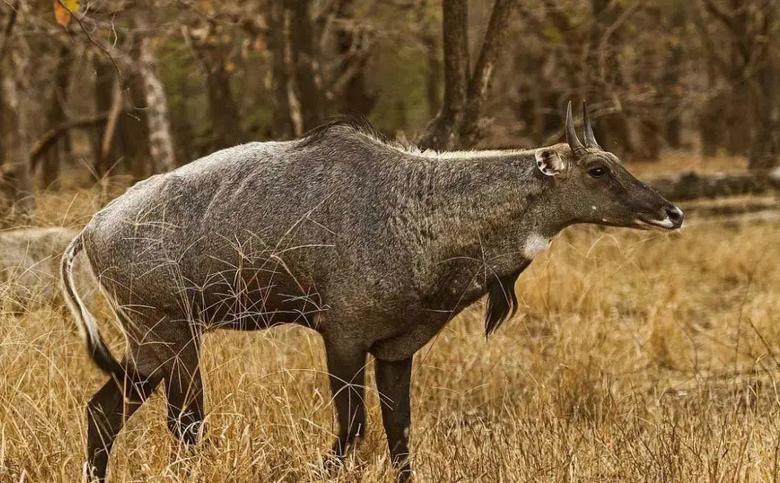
(62, 102, 683, 481)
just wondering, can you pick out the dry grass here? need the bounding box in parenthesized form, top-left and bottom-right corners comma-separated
(3, 183, 780, 482)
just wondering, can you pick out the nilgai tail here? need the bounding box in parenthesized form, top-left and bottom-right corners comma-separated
(61, 233, 123, 378)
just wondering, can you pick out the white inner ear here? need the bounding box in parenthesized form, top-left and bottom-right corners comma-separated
(535, 150, 563, 176)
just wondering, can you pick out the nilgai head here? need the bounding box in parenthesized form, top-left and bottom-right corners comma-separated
(534, 101, 684, 231)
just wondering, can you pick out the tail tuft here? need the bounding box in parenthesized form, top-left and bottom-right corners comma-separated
(61, 233, 124, 377)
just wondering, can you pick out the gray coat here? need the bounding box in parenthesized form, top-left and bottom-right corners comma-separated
(82, 121, 559, 359)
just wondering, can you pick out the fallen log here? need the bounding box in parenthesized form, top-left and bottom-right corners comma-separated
(649, 169, 780, 201)
(684, 202, 778, 218)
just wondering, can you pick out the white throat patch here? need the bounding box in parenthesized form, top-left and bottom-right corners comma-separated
(523, 233, 551, 260)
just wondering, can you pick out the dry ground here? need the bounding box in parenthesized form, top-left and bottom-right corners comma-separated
(2, 182, 780, 482)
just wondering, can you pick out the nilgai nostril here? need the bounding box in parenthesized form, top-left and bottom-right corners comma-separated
(62, 101, 681, 482)
(666, 206, 684, 226)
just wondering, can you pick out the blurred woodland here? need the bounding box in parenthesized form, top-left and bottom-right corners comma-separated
(1, 0, 779, 213)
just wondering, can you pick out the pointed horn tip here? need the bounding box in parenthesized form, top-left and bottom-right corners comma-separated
(564, 100, 584, 151)
(582, 100, 600, 149)
(581, 100, 590, 124)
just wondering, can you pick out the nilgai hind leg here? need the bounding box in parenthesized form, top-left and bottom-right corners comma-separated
(160, 333, 205, 446)
(85, 353, 162, 481)
(85, 317, 204, 482)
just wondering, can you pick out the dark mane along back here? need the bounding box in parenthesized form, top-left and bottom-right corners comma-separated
(297, 116, 390, 148)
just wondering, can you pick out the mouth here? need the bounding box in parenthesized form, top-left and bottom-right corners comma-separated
(634, 216, 682, 231)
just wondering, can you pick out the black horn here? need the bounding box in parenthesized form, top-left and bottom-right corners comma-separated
(565, 101, 584, 153)
(582, 101, 601, 149)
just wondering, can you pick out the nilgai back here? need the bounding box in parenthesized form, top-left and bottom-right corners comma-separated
(63, 102, 683, 481)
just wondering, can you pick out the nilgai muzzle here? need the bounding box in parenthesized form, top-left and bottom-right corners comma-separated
(62, 102, 683, 481)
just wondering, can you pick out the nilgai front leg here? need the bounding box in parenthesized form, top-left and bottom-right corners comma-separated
(376, 356, 413, 482)
(324, 341, 367, 462)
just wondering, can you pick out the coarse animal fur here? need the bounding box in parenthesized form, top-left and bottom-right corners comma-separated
(62, 104, 683, 482)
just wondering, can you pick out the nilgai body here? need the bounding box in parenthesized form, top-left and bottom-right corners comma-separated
(63, 103, 683, 481)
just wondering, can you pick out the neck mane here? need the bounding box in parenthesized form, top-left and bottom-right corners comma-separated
(386, 141, 569, 334)
(300, 119, 571, 334)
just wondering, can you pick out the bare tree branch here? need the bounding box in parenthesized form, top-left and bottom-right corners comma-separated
(99, 80, 124, 167)
(0, 0, 19, 63)
(30, 113, 112, 169)
(701, 0, 737, 33)
(418, 0, 469, 150)
(598, 1, 643, 57)
(461, 0, 518, 146)
(420, 0, 518, 149)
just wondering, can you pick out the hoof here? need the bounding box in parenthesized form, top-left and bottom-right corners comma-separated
(397, 468, 413, 483)
(322, 451, 345, 471)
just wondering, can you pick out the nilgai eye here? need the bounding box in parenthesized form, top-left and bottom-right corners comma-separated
(588, 166, 608, 178)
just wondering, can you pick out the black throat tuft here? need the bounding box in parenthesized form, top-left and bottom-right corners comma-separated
(484, 261, 530, 336)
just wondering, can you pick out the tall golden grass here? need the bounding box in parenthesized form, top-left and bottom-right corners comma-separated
(2, 183, 780, 482)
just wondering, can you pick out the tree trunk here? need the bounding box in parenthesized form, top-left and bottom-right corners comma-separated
(700, 0, 758, 158)
(724, 0, 752, 156)
(333, 1, 376, 117)
(588, 0, 638, 160)
(138, 31, 177, 173)
(419, 0, 517, 150)
(418, 0, 469, 150)
(748, 89, 780, 169)
(93, 55, 149, 179)
(699, 53, 722, 157)
(267, 0, 296, 139)
(92, 57, 115, 177)
(43, 44, 71, 188)
(459, 0, 517, 147)
(206, 62, 242, 149)
(665, 114, 682, 150)
(663, 15, 684, 150)
(724, 85, 752, 156)
(636, 118, 662, 161)
(121, 69, 152, 180)
(420, 4, 441, 119)
(699, 114, 721, 157)
(748, 5, 779, 169)
(2, 73, 33, 213)
(0, 1, 32, 214)
(99, 79, 124, 171)
(186, 23, 243, 150)
(288, 0, 324, 131)
(0, 70, 4, 170)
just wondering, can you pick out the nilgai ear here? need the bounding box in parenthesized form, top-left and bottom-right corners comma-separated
(534, 149, 566, 176)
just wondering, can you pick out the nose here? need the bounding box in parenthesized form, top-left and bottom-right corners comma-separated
(665, 206, 684, 227)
